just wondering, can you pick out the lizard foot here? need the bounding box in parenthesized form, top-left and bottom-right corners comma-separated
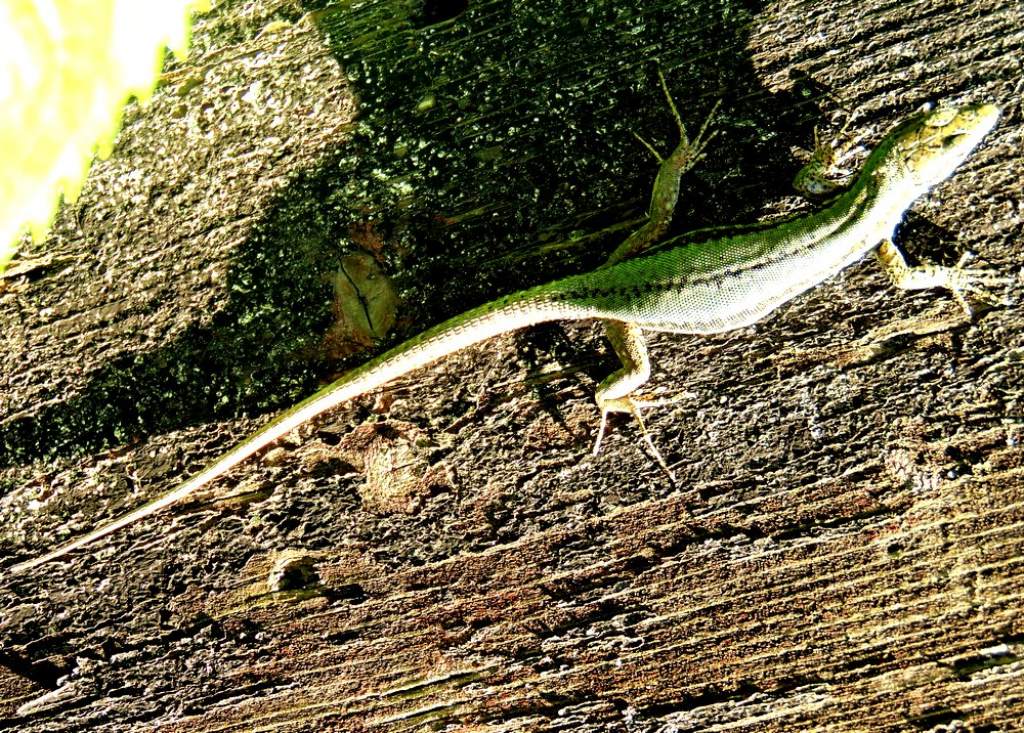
(878, 240, 1015, 317)
(594, 394, 678, 482)
(793, 116, 866, 197)
(632, 67, 721, 173)
(940, 251, 1016, 316)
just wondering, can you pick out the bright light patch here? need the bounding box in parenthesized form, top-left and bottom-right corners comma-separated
(0, 0, 210, 272)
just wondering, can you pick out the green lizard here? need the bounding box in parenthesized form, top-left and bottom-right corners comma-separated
(10, 89, 1006, 574)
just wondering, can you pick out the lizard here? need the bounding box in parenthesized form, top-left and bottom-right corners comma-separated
(9, 86, 1007, 574)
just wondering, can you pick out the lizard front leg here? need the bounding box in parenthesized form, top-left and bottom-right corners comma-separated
(792, 124, 864, 196)
(875, 238, 1013, 316)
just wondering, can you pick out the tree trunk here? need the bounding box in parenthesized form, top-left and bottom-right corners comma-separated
(2, 0, 1022, 730)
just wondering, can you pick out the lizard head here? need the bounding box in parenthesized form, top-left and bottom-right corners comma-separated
(885, 102, 1000, 191)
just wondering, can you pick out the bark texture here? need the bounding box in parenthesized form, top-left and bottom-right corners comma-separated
(1, 0, 1022, 731)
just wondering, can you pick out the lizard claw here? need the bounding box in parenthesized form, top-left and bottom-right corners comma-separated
(633, 67, 721, 173)
(793, 110, 868, 197)
(944, 252, 1016, 316)
(877, 240, 1015, 317)
(594, 396, 677, 482)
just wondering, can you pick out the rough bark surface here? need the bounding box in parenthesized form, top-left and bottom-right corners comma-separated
(1, 0, 1022, 731)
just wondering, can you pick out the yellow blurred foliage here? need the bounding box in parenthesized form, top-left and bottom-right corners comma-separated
(0, 0, 209, 272)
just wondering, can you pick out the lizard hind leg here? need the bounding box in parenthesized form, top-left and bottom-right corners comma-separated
(593, 321, 676, 480)
(608, 71, 721, 267)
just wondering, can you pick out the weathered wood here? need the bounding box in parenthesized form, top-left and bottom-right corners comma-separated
(2, 0, 1022, 730)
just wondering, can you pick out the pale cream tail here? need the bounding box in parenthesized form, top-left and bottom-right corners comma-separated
(10, 287, 592, 573)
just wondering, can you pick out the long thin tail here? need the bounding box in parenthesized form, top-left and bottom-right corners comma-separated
(11, 285, 588, 573)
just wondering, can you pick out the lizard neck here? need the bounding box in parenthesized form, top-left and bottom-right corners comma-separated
(846, 170, 912, 244)
(818, 147, 926, 254)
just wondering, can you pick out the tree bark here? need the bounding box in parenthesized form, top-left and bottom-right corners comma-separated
(2, 0, 1022, 730)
